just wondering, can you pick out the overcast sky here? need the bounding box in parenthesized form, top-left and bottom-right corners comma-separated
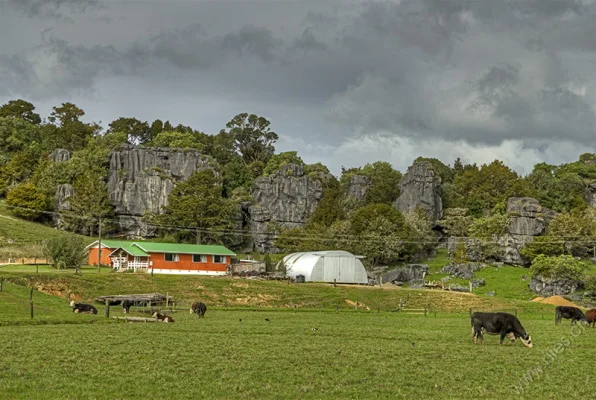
(2, 0, 596, 176)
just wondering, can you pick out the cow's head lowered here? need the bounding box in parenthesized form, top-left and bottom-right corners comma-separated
(69, 300, 76, 308)
(519, 334, 533, 348)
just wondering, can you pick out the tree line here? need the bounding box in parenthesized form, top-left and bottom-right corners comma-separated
(3, 99, 596, 266)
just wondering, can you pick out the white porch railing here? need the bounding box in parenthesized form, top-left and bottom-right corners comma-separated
(111, 257, 149, 271)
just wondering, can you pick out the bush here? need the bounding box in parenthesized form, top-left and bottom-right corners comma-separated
(6, 182, 49, 221)
(43, 236, 88, 270)
(520, 236, 566, 262)
(530, 254, 586, 281)
(584, 274, 596, 292)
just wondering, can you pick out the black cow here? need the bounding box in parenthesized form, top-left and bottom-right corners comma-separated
(70, 300, 98, 314)
(471, 312, 533, 348)
(122, 300, 133, 314)
(555, 306, 587, 326)
(190, 302, 207, 317)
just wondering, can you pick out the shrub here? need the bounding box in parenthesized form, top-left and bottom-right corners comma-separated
(6, 182, 49, 221)
(584, 274, 596, 292)
(43, 236, 87, 270)
(530, 254, 586, 281)
(520, 236, 566, 262)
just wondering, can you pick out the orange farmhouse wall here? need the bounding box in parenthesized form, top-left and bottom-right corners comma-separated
(149, 253, 229, 273)
(88, 247, 113, 266)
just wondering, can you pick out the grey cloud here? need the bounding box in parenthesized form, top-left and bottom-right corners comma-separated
(222, 25, 283, 63)
(0, 37, 122, 99)
(5, 0, 102, 21)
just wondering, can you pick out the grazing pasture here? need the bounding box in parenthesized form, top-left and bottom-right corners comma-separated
(0, 284, 593, 399)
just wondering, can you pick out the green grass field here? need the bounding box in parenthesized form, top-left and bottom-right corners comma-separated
(0, 282, 594, 400)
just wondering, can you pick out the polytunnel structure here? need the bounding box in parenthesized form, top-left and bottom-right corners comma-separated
(277, 250, 368, 284)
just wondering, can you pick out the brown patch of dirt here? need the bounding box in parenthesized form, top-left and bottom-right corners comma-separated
(344, 299, 370, 310)
(531, 295, 582, 308)
(231, 282, 250, 288)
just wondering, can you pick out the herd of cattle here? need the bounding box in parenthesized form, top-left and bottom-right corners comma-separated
(69, 300, 207, 322)
(69, 299, 595, 347)
(472, 305, 596, 348)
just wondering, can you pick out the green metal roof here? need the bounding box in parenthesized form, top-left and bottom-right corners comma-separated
(133, 242, 236, 256)
(109, 245, 150, 257)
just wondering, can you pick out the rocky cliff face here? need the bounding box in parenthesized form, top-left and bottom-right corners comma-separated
(50, 148, 71, 163)
(249, 163, 324, 253)
(585, 183, 596, 208)
(345, 175, 371, 203)
(501, 197, 557, 265)
(394, 161, 442, 224)
(447, 197, 557, 266)
(107, 145, 214, 237)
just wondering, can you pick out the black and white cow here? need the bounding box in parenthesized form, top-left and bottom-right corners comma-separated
(152, 312, 174, 323)
(471, 312, 533, 348)
(555, 306, 587, 326)
(70, 300, 98, 314)
(190, 302, 207, 317)
(122, 300, 133, 314)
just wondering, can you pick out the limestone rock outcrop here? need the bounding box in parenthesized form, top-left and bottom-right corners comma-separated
(249, 163, 325, 253)
(394, 161, 442, 224)
(345, 175, 371, 203)
(529, 275, 583, 296)
(380, 264, 429, 285)
(107, 145, 214, 237)
(50, 149, 71, 163)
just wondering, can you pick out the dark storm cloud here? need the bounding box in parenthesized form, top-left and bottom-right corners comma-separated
(3, 0, 596, 174)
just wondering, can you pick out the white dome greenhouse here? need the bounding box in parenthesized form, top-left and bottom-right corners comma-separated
(277, 250, 368, 284)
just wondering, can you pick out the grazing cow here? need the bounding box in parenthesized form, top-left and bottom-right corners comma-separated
(583, 309, 596, 328)
(70, 300, 98, 315)
(555, 306, 587, 326)
(152, 312, 173, 323)
(471, 312, 533, 348)
(190, 302, 207, 318)
(122, 300, 133, 314)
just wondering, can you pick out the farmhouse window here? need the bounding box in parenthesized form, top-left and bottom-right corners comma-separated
(213, 255, 226, 264)
(193, 254, 207, 263)
(165, 253, 179, 262)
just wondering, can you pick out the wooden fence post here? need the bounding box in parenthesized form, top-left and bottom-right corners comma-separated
(0, 277, 3, 292)
(334, 279, 336, 288)
(29, 288, 34, 319)
(166, 292, 169, 309)
(105, 299, 110, 318)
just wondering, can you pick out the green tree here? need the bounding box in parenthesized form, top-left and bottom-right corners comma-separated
(308, 178, 344, 228)
(47, 102, 98, 151)
(452, 240, 469, 264)
(263, 151, 305, 176)
(108, 117, 150, 144)
(452, 160, 528, 216)
(224, 113, 278, 165)
(0, 117, 41, 155)
(438, 208, 473, 236)
(156, 169, 239, 244)
(60, 171, 114, 236)
(520, 236, 566, 262)
(43, 236, 88, 270)
(530, 254, 586, 281)
(222, 157, 252, 197)
(0, 145, 43, 196)
(150, 130, 204, 150)
(0, 99, 41, 125)
(361, 161, 402, 205)
(6, 182, 50, 220)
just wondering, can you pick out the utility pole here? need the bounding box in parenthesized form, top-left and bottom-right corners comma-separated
(97, 216, 102, 274)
